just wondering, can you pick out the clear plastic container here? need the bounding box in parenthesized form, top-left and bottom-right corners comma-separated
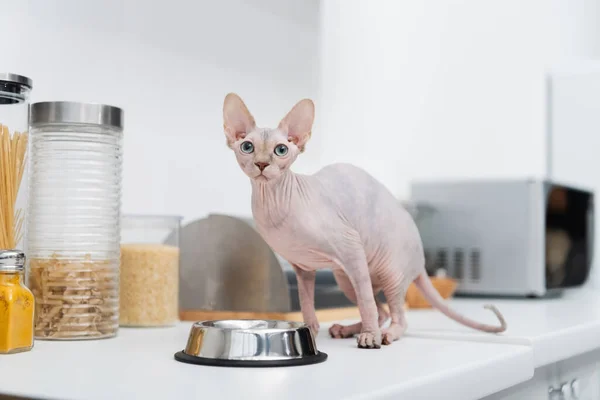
(119, 214, 182, 327)
(0, 73, 32, 251)
(27, 101, 123, 340)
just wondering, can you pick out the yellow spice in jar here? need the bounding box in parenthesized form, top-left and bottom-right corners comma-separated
(0, 273, 34, 353)
(119, 244, 179, 326)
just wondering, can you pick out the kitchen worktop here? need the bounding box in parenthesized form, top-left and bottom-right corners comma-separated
(404, 287, 600, 367)
(3, 288, 600, 400)
(0, 323, 531, 400)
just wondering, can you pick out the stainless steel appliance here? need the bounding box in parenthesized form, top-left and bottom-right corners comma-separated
(410, 179, 594, 297)
(172, 206, 432, 316)
(169, 214, 292, 315)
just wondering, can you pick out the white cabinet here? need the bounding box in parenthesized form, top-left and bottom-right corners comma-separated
(483, 364, 557, 400)
(553, 349, 600, 400)
(483, 350, 600, 400)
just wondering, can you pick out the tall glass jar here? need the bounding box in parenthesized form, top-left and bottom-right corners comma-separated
(119, 215, 182, 327)
(27, 101, 123, 340)
(0, 73, 32, 251)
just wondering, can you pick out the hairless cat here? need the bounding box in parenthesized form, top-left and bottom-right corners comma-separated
(222, 93, 507, 349)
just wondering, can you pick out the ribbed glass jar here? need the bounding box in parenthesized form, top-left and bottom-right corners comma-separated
(27, 101, 123, 340)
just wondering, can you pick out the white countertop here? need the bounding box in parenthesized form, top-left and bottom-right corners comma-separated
(4, 288, 600, 400)
(0, 322, 532, 400)
(404, 287, 600, 367)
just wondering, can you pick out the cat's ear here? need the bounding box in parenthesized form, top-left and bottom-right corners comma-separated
(223, 93, 256, 146)
(278, 99, 314, 152)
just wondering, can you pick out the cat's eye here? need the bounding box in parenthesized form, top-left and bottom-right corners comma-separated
(274, 144, 288, 156)
(240, 141, 254, 154)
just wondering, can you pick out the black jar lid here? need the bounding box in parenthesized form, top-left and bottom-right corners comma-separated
(0, 73, 33, 89)
(0, 73, 32, 105)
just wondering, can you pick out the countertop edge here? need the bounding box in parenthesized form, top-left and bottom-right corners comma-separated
(344, 346, 534, 400)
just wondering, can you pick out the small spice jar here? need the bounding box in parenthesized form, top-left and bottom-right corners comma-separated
(119, 215, 182, 327)
(0, 250, 34, 354)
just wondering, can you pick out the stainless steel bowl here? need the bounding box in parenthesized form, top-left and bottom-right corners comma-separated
(174, 319, 328, 367)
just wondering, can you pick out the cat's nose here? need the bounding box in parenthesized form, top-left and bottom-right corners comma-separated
(255, 162, 269, 171)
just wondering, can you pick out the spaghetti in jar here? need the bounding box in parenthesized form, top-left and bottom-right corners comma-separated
(0, 73, 32, 251)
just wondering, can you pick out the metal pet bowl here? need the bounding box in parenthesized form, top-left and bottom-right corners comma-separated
(174, 320, 328, 367)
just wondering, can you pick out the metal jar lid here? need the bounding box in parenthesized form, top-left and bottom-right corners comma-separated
(30, 101, 124, 131)
(0, 73, 33, 89)
(0, 250, 26, 273)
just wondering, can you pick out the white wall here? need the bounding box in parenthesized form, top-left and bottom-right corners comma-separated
(3, 0, 600, 221)
(547, 63, 600, 288)
(0, 0, 321, 222)
(318, 0, 600, 199)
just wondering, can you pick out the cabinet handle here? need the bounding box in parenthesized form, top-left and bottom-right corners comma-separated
(548, 385, 562, 399)
(570, 379, 580, 399)
(548, 382, 573, 400)
(561, 382, 571, 399)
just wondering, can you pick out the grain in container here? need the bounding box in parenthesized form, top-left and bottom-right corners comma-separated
(0, 73, 32, 251)
(119, 215, 182, 327)
(27, 101, 123, 340)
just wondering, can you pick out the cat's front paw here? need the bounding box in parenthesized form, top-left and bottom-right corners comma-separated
(329, 323, 361, 338)
(357, 330, 382, 349)
(306, 321, 320, 337)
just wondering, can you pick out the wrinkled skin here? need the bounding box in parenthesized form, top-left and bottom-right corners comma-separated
(223, 93, 507, 348)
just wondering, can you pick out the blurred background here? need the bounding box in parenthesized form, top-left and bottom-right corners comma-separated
(3, 0, 599, 219)
(2, 0, 600, 290)
(4, 3, 600, 397)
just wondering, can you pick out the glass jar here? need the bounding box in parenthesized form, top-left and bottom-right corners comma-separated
(0, 250, 34, 354)
(27, 101, 123, 340)
(0, 73, 32, 251)
(119, 215, 181, 327)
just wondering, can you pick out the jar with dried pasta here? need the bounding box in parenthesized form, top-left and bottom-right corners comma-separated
(27, 102, 123, 340)
(119, 214, 181, 327)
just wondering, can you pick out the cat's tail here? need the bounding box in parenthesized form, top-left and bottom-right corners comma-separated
(413, 272, 507, 333)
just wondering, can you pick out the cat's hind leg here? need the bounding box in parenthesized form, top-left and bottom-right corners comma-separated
(320, 233, 381, 348)
(381, 298, 408, 345)
(329, 301, 388, 338)
(328, 270, 388, 339)
(377, 300, 390, 325)
(379, 256, 417, 345)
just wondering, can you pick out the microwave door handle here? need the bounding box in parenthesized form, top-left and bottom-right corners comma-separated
(588, 200, 595, 268)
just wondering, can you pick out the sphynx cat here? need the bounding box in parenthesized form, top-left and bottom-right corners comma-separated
(222, 93, 507, 348)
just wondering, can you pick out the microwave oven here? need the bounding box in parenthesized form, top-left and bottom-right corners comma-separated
(410, 179, 594, 297)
